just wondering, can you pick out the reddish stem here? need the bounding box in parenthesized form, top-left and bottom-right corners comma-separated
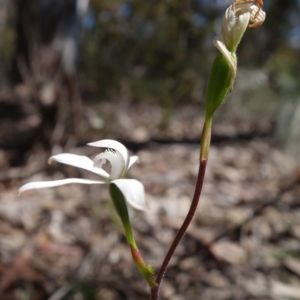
(150, 160, 208, 299)
(150, 123, 211, 300)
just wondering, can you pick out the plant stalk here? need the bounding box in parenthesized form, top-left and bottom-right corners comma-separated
(109, 184, 157, 288)
(150, 120, 212, 300)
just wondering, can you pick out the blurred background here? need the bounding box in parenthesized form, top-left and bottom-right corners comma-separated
(0, 0, 300, 299)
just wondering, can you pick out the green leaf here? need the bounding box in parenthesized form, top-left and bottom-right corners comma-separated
(109, 183, 137, 248)
(205, 53, 236, 119)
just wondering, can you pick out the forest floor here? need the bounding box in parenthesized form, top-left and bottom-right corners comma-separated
(0, 95, 300, 300)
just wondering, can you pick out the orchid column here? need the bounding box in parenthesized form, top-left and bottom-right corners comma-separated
(151, 1, 266, 299)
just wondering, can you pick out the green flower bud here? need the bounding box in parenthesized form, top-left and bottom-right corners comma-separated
(205, 1, 266, 120)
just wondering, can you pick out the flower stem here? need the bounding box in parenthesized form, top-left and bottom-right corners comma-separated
(109, 184, 157, 288)
(150, 120, 212, 300)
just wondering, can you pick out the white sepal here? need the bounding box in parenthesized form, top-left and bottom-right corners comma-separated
(19, 178, 104, 194)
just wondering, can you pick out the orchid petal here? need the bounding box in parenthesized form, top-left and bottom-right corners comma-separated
(19, 178, 105, 194)
(49, 154, 109, 179)
(112, 179, 147, 211)
(128, 156, 139, 170)
(94, 149, 125, 180)
(88, 139, 129, 168)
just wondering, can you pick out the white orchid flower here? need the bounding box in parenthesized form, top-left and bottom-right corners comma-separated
(19, 139, 146, 211)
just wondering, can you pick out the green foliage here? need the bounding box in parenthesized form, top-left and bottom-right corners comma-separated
(0, 8, 16, 77)
(83, 0, 213, 104)
(62, 285, 97, 300)
(205, 53, 235, 119)
(109, 183, 136, 248)
(82, 0, 300, 112)
(1, 0, 300, 116)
